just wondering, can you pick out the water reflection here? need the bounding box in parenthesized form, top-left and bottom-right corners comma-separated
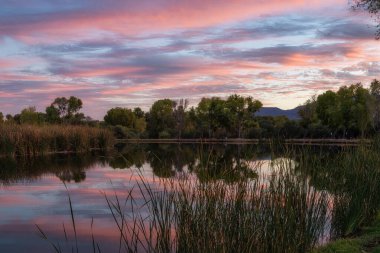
(108, 143, 269, 182)
(0, 144, 379, 252)
(0, 154, 106, 184)
(0, 144, 278, 184)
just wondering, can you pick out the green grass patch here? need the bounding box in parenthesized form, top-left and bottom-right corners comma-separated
(313, 214, 380, 253)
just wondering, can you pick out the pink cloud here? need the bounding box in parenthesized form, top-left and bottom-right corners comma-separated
(2, 0, 346, 43)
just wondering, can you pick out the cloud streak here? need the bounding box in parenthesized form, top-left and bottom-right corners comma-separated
(0, 0, 379, 118)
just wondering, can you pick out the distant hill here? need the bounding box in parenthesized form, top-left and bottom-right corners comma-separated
(256, 107, 301, 120)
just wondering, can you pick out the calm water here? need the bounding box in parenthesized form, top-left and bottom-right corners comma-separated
(0, 144, 377, 252)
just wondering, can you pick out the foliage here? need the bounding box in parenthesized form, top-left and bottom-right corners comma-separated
(20, 106, 45, 125)
(313, 213, 380, 253)
(226, 94, 262, 138)
(104, 107, 136, 127)
(352, 0, 380, 39)
(371, 79, 380, 129)
(47, 96, 84, 123)
(300, 82, 378, 138)
(147, 99, 176, 138)
(4, 81, 380, 139)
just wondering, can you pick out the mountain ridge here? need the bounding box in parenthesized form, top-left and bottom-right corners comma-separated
(256, 106, 301, 120)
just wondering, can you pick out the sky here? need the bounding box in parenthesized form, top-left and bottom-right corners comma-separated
(0, 0, 379, 119)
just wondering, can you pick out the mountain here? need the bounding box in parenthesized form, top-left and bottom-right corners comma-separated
(256, 107, 301, 120)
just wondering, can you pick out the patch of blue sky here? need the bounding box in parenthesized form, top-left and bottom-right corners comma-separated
(0, 37, 27, 57)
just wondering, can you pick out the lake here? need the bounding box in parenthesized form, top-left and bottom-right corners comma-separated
(0, 143, 379, 253)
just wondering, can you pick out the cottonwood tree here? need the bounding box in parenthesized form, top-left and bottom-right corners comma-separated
(226, 95, 262, 138)
(315, 84, 373, 137)
(147, 99, 176, 138)
(104, 107, 135, 128)
(46, 96, 83, 123)
(174, 99, 189, 139)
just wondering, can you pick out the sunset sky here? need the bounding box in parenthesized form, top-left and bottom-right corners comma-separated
(0, 0, 379, 119)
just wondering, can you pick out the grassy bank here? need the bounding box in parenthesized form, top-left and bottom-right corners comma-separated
(0, 124, 114, 157)
(313, 213, 380, 253)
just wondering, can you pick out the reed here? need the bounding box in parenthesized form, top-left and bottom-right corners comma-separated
(37, 154, 329, 252)
(36, 143, 380, 253)
(0, 124, 114, 157)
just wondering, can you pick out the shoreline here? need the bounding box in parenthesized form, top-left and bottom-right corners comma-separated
(118, 138, 372, 146)
(313, 213, 380, 253)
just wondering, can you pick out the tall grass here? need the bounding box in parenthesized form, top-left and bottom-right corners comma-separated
(37, 156, 329, 253)
(36, 143, 380, 253)
(297, 145, 380, 239)
(0, 124, 114, 157)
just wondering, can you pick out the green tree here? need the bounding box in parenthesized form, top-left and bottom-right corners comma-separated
(20, 106, 45, 125)
(0, 112, 3, 123)
(132, 107, 147, 135)
(104, 107, 136, 128)
(67, 96, 83, 118)
(174, 99, 189, 138)
(133, 107, 145, 119)
(299, 95, 318, 127)
(196, 97, 228, 138)
(147, 99, 176, 138)
(314, 84, 374, 137)
(49, 96, 83, 123)
(51, 97, 68, 118)
(226, 94, 262, 138)
(133, 118, 147, 134)
(316, 90, 341, 135)
(45, 105, 60, 124)
(370, 79, 380, 130)
(338, 84, 373, 137)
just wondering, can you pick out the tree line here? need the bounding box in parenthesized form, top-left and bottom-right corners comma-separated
(1, 80, 380, 139)
(0, 96, 92, 125)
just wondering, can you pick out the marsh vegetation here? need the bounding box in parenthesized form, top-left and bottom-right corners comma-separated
(0, 143, 375, 253)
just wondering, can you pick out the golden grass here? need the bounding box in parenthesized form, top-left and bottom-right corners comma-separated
(0, 124, 114, 157)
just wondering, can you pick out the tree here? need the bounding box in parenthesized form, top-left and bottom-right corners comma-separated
(49, 96, 83, 123)
(370, 79, 380, 130)
(147, 99, 176, 138)
(132, 107, 147, 135)
(104, 107, 136, 128)
(299, 95, 318, 127)
(0, 112, 3, 123)
(174, 99, 189, 138)
(5, 114, 13, 122)
(20, 106, 45, 125)
(133, 107, 145, 119)
(67, 96, 83, 118)
(51, 97, 68, 118)
(316, 90, 341, 135)
(45, 105, 60, 124)
(352, 0, 380, 39)
(196, 97, 228, 138)
(337, 84, 373, 137)
(226, 95, 262, 138)
(133, 118, 147, 135)
(311, 83, 374, 138)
